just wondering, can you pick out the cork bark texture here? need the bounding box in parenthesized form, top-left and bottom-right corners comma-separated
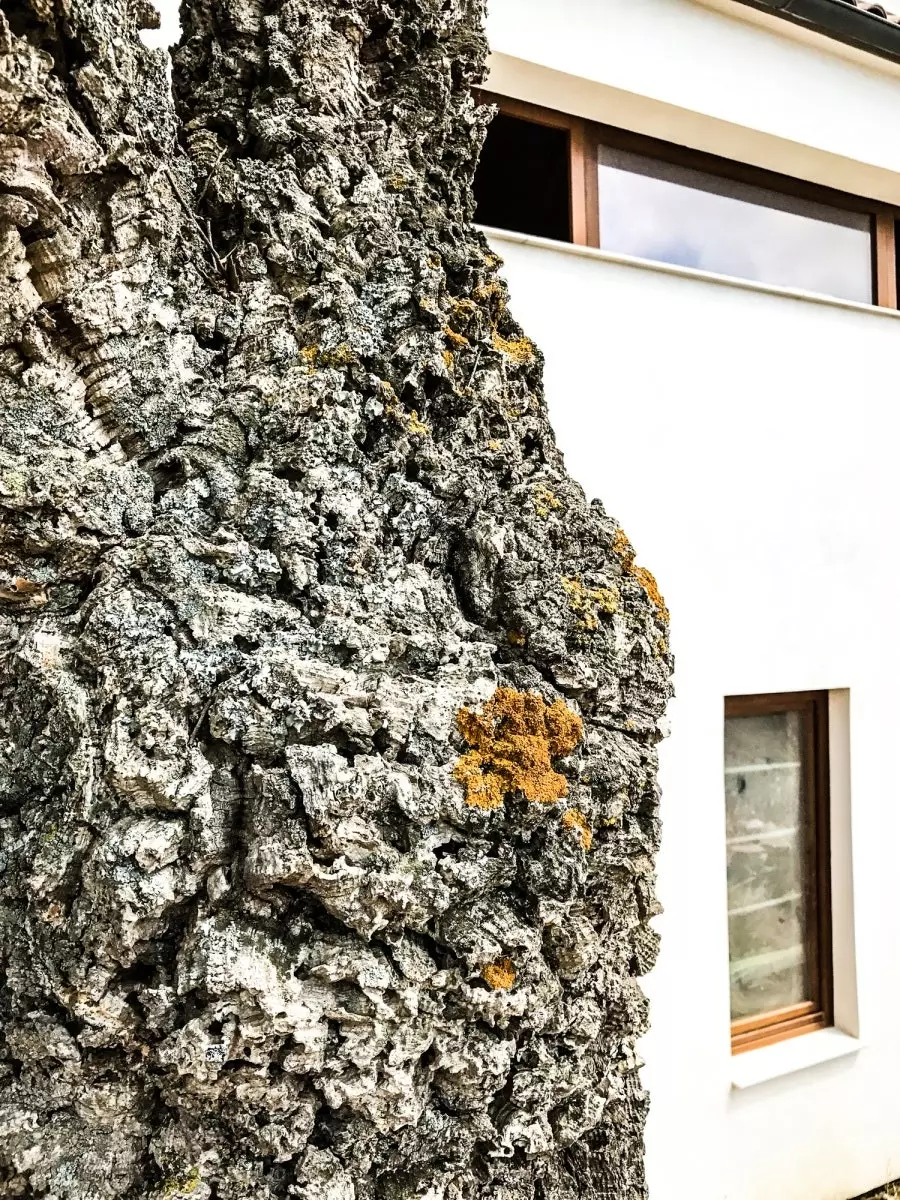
(0, 2, 673, 1198)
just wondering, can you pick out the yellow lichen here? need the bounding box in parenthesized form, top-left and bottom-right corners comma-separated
(612, 528, 669, 624)
(381, 382, 429, 436)
(407, 410, 429, 436)
(507, 630, 527, 647)
(561, 576, 618, 631)
(492, 330, 534, 364)
(657, 637, 668, 657)
(454, 686, 583, 809)
(441, 349, 455, 370)
(533, 486, 562, 518)
(561, 808, 593, 851)
(387, 173, 409, 190)
(162, 1167, 201, 1199)
(488, 439, 503, 452)
(482, 958, 516, 990)
(300, 345, 319, 366)
(443, 325, 469, 348)
(473, 280, 504, 305)
(450, 297, 478, 318)
(320, 343, 355, 368)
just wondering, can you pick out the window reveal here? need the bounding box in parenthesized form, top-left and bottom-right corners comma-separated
(725, 691, 833, 1054)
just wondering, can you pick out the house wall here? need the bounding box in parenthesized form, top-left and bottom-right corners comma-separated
(482, 5, 900, 1199)
(485, 229, 900, 1200)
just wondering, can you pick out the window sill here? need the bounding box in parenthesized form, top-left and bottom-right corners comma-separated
(730, 1027, 863, 1090)
(479, 225, 900, 321)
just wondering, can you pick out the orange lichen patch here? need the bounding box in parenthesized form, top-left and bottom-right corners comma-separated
(612, 528, 669, 624)
(0, 577, 47, 606)
(561, 576, 618, 631)
(443, 325, 469, 348)
(561, 808, 592, 851)
(492, 330, 534, 364)
(453, 749, 503, 810)
(507, 630, 527, 647)
(533, 486, 562, 518)
(441, 349, 454, 370)
(482, 958, 516, 990)
(454, 686, 583, 809)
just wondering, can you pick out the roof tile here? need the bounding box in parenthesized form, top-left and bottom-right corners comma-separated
(837, 0, 900, 26)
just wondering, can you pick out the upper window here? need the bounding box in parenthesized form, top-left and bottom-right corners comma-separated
(598, 146, 873, 304)
(474, 92, 899, 308)
(725, 691, 832, 1054)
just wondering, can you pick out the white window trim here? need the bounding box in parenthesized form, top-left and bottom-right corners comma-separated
(731, 1027, 863, 1089)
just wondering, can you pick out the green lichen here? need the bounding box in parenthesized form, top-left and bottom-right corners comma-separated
(561, 576, 618, 630)
(162, 1166, 201, 1198)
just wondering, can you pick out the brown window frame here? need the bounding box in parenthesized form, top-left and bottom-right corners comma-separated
(475, 90, 899, 308)
(725, 691, 833, 1055)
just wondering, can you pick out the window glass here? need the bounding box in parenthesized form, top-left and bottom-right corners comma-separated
(475, 114, 571, 242)
(599, 147, 873, 303)
(725, 710, 811, 1021)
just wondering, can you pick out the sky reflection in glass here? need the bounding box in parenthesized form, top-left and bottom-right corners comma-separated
(598, 148, 873, 304)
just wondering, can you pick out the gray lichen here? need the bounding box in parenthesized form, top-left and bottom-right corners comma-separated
(0, 2, 672, 1198)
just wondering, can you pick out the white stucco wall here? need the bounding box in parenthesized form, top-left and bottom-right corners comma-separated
(488, 230, 900, 1200)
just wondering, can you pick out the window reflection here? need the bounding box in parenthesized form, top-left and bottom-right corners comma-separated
(599, 147, 873, 303)
(725, 711, 810, 1022)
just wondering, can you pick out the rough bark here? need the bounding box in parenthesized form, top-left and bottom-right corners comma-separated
(0, 3, 672, 1198)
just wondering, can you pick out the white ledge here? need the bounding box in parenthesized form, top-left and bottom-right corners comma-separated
(730, 1028, 863, 1090)
(480, 225, 900, 321)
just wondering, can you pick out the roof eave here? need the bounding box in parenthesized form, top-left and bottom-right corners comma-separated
(733, 0, 900, 62)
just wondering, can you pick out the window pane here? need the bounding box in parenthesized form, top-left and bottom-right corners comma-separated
(599, 147, 873, 303)
(475, 114, 571, 242)
(725, 710, 812, 1021)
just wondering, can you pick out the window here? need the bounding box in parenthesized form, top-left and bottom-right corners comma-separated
(725, 692, 832, 1054)
(474, 111, 572, 242)
(474, 92, 899, 308)
(598, 147, 873, 303)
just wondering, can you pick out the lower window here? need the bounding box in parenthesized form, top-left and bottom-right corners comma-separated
(725, 691, 833, 1054)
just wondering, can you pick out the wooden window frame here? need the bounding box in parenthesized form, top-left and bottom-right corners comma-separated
(725, 691, 833, 1055)
(476, 90, 899, 308)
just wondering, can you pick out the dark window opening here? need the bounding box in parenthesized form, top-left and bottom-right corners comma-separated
(474, 113, 571, 242)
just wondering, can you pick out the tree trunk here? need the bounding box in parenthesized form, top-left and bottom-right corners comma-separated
(0, 2, 671, 1198)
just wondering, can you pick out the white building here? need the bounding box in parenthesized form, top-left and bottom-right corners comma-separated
(476, 3, 900, 1200)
